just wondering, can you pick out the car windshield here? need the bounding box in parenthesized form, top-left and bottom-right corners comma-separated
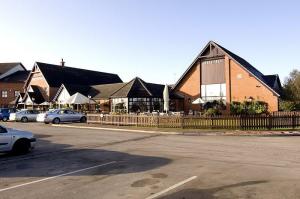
(48, 110, 59, 114)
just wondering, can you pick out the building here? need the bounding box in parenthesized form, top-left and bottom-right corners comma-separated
(22, 61, 123, 108)
(173, 41, 282, 113)
(0, 63, 29, 107)
(53, 77, 183, 113)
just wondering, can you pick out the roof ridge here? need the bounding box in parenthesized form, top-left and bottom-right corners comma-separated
(136, 77, 152, 96)
(110, 78, 136, 97)
(36, 61, 119, 76)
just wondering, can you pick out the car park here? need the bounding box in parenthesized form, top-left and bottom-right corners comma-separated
(0, 125, 36, 153)
(10, 109, 40, 122)
(44, 109, 87, 124)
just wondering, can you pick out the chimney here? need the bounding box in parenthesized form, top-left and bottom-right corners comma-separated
(60, 58, 65, 67)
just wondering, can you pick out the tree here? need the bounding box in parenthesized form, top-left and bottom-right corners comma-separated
(283, 69, 300, 101)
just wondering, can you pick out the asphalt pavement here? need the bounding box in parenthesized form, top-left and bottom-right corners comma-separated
(1, 122, 300, 199)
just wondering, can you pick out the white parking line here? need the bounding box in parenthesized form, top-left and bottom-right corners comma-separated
(0, 161, 116, 193)
(52, 124, 180, 135)
(145, 176, 197, 199)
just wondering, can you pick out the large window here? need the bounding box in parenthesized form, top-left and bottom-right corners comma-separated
(111, 98, 128, 113)
(201, 83, 226, 102)
(129, 98, 151, 112)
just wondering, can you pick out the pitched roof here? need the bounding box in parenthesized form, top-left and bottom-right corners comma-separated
(173, 41, 281, 96)
(0, 71, 30, 83)
(35, 62, 122, 87)
(26, 85, 45, 104)
(110, 77, 183, 99)
(0, 62, 25, 75)
(91, 83, 126, 99)
(263, 75, 282, 95)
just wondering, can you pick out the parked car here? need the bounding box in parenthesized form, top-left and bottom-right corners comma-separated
(0, 125, 36, 154)
(44, 109, 87, 124)
(0, 108, 16, 122)
(10, 110, 40, 122)
(36, 113, 46, 122)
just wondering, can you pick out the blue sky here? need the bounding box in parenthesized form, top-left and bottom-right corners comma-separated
(0, 0, 299, 84)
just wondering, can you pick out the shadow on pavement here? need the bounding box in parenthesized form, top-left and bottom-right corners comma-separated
(0, 133, 171, 178)
(158, 180, 268, 199)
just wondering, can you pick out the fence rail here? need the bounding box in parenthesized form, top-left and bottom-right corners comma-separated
(87, 112, 300, 130)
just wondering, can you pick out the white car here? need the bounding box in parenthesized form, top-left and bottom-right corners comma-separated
(0, 125, 36, 154)
(36, 113, 46, 122)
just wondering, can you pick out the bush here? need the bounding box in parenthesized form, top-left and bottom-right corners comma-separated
(203, 108, 221, 116)
(230, 101, 268, 115)
(203, 100, 225, 116)
(279, 100, 300, 111)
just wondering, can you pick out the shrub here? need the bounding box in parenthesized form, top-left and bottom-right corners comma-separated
(230, 101, 268, 115)
(203, 100, 225, 116)
(279, 100, 300, 111)
(203, 108, 221, 116)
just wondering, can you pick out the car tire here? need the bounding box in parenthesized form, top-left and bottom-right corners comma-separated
(80, 116, 87, 123)
(12, 139, 30, 154)
(52, 118, 60, 124)
(44, 122, 49, 124)
(21, 117, 28, 123)
(2, 117, 8, 122)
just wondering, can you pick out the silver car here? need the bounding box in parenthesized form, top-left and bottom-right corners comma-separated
(0, 125, 36, 154)
(12, 110, 40, 123)
(44, 109, 87, 124)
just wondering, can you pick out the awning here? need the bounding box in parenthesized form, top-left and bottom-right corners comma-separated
(192, 98, 205, 104)
(66, 92, 95, 104)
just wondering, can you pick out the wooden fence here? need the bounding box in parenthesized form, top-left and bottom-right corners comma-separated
(87, 112, 300, 130)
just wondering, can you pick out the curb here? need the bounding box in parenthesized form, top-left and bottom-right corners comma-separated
(51, 124, 181, 135)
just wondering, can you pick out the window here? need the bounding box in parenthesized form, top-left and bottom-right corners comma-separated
(15, 91, 20, 97)
(201, 83, 226, 102)
(1, 91, 8, 98)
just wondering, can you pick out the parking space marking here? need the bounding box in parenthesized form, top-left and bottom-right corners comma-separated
(0, 161, 116, 193)
(145, 176, 197, 199)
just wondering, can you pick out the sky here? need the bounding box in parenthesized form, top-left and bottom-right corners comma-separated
(0, 0, 299, 84)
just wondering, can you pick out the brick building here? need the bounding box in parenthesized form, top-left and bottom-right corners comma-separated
(173, 41, 282, 113)
(0, 63, 29, 107)
(22, 61, 123, 107)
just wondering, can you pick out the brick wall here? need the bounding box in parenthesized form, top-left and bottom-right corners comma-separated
(175, 61, 201, 113)
(0, 82, 24, 107)
(226, 56, 279, 112)
(27, 71, 50, 101)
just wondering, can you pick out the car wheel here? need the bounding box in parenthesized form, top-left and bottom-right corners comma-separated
(80, 116, 87, 123)
(12, 139, 30, 154)
(52, 118, 60, 124)
(21, 117, 28, 123)
(44, 122, 49, 124)
(2, 117, 8, 122)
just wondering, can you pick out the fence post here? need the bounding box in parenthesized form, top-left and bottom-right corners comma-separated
(211, 116, 214, 129)
(136, 115, 138, 127)
(157, 116, 160, 128)
(268, 115, 272, 130)
(181, 116, 184, 129)
(292, 112, 296, 129)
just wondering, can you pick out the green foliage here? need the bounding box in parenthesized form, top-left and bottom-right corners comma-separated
(282, 69, 300, 101)
(279, 100, 300, 111)
(203, 100, 225, 116)
(230, 101, 268, 115)
(203, 108, 221, 116)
